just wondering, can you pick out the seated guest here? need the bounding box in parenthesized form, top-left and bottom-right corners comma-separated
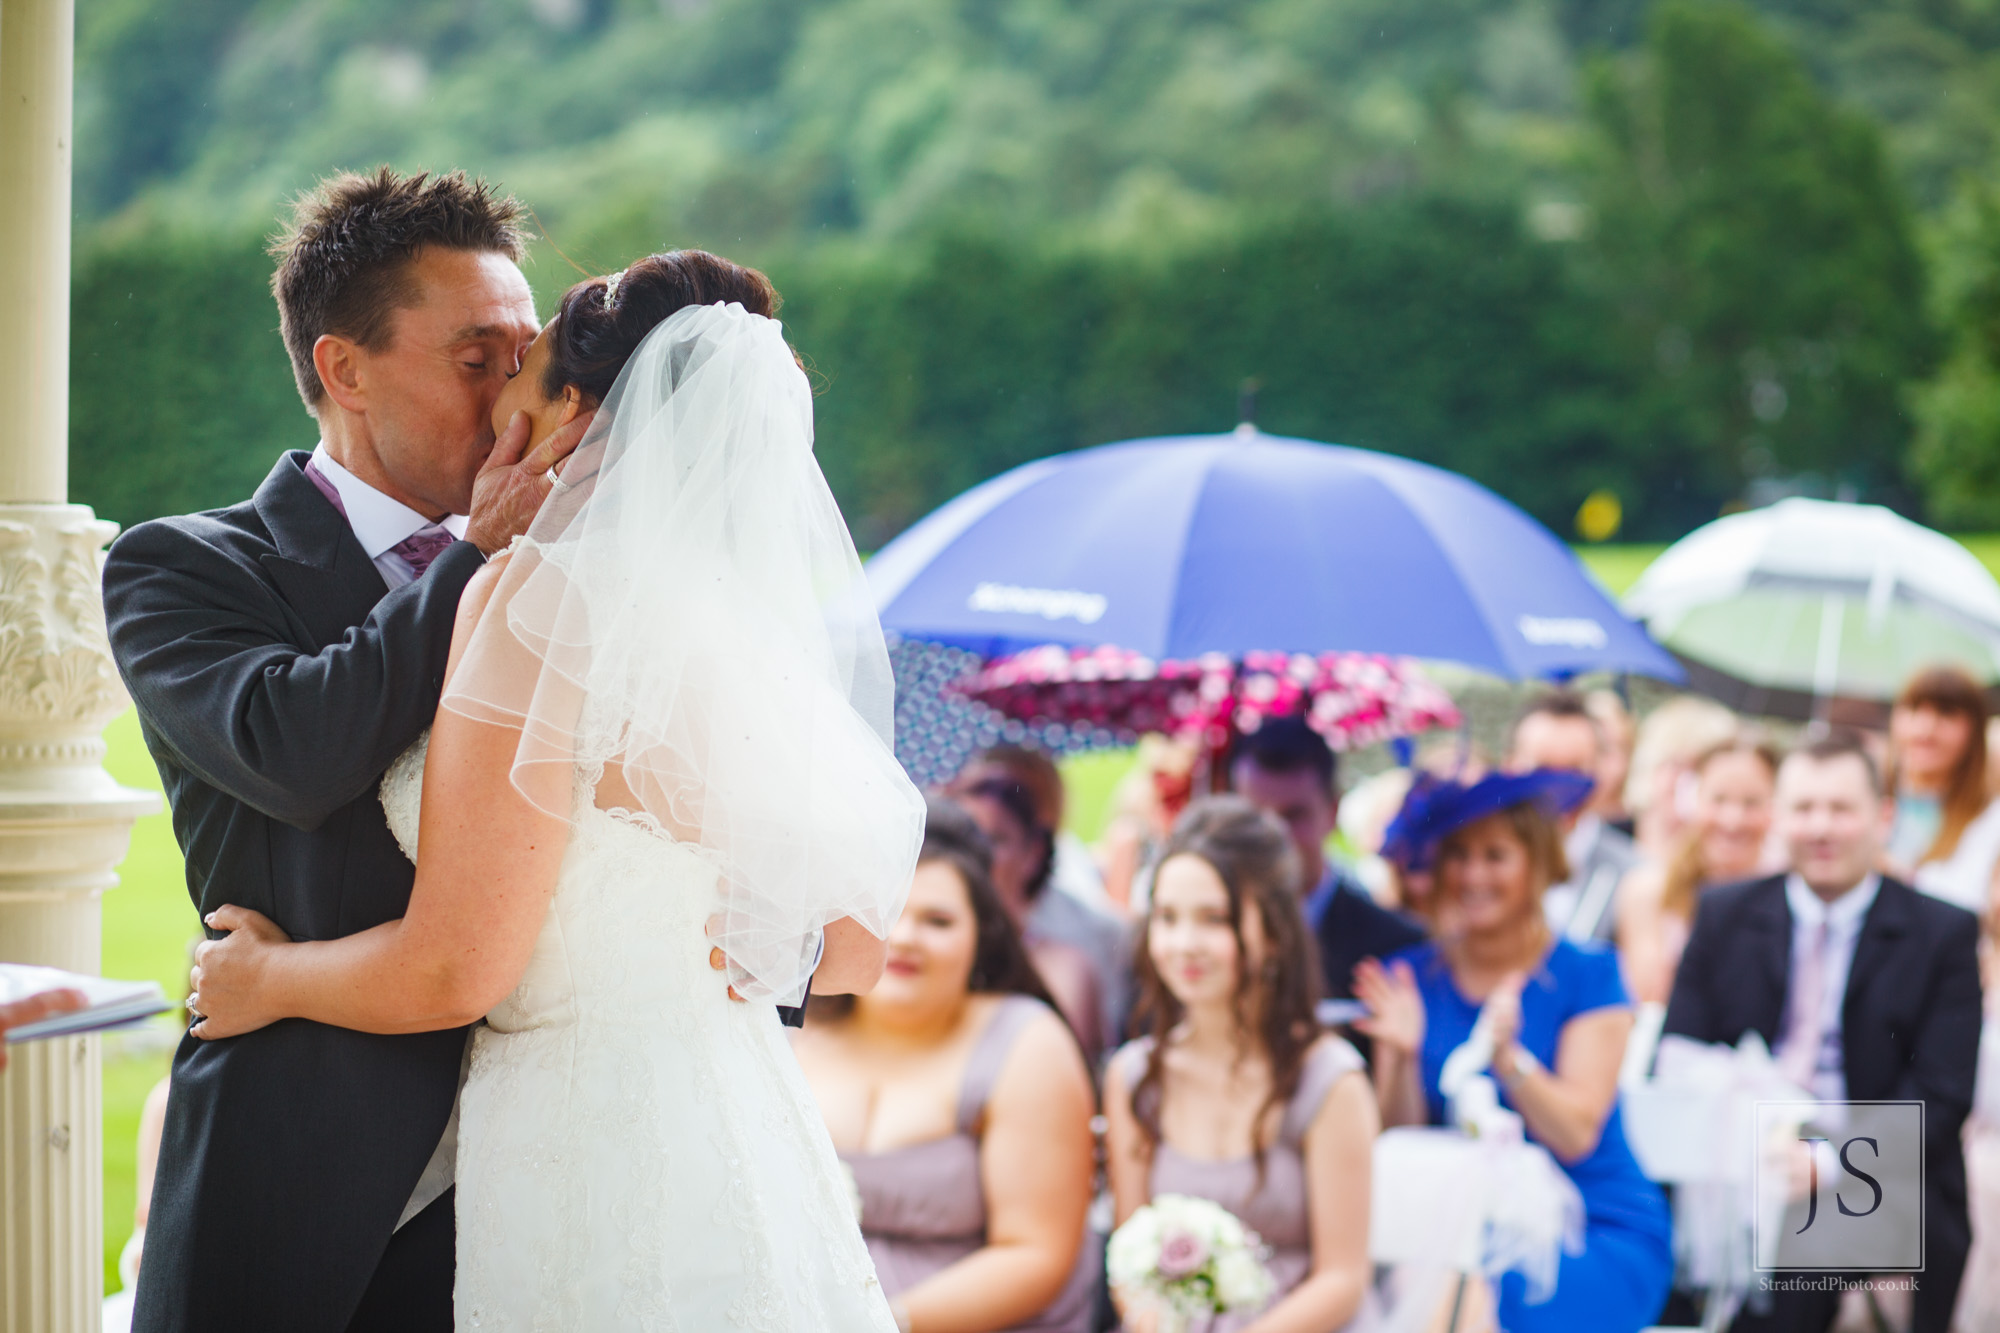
(1507, 690, 1643, 944)
(955, 770, 1123, 1057)
(1585, 689, 1637, 835)
(795, 799, 1098, 1333)
(1624, 695, 1740, 865)
(1664, 734, 1983, 1333)
(1099, 734, 1200, 912)
(1886, 665, 2000, 914)
(1104, 796, 1376, 1333)
(1356, 770, 1673, 1333)
(1615, 736, 1780, 1004)
(1232, 718, 1425, 1000)
(957, 745, 1116, 913)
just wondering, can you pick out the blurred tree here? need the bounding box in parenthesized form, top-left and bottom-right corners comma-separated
(74, 0, 259, 215)
(1581, 0, 1933, 508)
(1911, 179, 2000, 526)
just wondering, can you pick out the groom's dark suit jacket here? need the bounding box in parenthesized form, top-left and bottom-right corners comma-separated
(104, 452, 485, 1333)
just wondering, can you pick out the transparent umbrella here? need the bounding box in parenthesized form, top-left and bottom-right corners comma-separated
(1623, 498, 2000, 718)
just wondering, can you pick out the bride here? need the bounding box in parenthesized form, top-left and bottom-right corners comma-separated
(186, 250, 926, 1330)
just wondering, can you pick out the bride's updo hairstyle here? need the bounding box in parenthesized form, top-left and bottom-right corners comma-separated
(541, 249, 781, 405)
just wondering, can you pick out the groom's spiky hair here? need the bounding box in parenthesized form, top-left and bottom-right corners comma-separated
(269, 167, 528, 411)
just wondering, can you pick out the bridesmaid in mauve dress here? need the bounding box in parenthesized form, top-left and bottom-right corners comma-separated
(795, 798, 1100, 1333)
(1105, 796, 1377, 1333)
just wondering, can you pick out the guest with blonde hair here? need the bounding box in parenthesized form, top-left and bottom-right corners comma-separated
(1623, 696, 1739, 865)
(1615, 736, 1781, 1004)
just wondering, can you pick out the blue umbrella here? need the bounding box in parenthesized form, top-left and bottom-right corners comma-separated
(867, 430, 1681, 681)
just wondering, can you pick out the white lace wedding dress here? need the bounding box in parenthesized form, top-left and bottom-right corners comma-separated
(382, 733, 896, 1333)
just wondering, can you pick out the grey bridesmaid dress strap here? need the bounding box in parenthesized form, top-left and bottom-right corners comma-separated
(1278, 1036, 1366, 1151)
(954, 994, 1051, 1136)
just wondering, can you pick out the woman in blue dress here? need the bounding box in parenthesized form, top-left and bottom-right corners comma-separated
(1353, 770, 1673, 1333)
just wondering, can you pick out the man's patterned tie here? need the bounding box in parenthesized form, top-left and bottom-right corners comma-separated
(389, 526, 456, 579)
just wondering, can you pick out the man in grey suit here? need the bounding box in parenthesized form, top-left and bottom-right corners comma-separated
(103, 169, 587, 1333)
(1508, 689, 1643, 943)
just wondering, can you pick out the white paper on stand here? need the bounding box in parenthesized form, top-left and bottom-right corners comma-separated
(0, 964, 169, 1043)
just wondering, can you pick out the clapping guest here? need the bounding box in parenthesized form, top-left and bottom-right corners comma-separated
(1664, 734, 1982, 1333)
(1104, 797, 1376, 1333)
(795, 799, 1098, 1333)
(1233, 719, 1425, 1004)
(1615, 737, 1780, 1004)
(1506, 691, 1643, 945)
(1886, 665, 2000, 915)
(955, 770, 1124, 1057)
(1356, 771, 1673, 1333)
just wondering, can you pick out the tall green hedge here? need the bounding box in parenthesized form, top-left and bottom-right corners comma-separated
(72, 205, 1681, 543)
(778, 201, 1692, 546)
(71, 233, 308, 529)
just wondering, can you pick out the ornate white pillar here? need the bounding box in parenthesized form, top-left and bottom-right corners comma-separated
(0, 2, 160, 1329)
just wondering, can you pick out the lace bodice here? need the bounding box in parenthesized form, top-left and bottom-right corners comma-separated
(378, 732, 893, 1329)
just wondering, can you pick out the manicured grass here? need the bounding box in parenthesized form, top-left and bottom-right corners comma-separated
(1574, 543, 1668, 597)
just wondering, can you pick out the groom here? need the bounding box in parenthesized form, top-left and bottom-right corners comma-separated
(103, 169, 588, 1333)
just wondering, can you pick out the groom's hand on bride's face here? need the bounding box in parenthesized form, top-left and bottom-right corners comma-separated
(464, 408, 596, 556)
(188, 905, 293, 1041)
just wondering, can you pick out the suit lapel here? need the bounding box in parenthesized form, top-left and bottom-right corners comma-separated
(1742, 877, 1793, 1044)
(253, 452, 389, 651)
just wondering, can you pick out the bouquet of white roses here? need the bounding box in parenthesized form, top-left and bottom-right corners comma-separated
(1107, 1194, 1275, 1326)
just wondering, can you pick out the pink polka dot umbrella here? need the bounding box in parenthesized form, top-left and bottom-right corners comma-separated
(950, 645, 1461, 755)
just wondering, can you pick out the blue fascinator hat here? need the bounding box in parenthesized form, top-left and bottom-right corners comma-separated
(1380, 769, 1595, 872)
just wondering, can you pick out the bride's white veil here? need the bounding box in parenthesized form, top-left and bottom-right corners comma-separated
(442, 300, 924, 1000)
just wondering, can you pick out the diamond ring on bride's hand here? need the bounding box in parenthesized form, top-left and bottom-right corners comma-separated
(547, 469, 572, 495)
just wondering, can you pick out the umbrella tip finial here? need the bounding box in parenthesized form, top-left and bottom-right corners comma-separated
(1237, 377, 1260, 435)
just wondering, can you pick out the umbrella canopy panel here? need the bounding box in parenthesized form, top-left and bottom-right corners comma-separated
(1625, 498, 2000, 700)
(868, 432, 1679, 681)
(957, 645, 1462, 751)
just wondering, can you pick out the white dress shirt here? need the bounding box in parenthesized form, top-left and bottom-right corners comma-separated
(1777, 872, 1881, 1104)
(308, 444, 468, 588)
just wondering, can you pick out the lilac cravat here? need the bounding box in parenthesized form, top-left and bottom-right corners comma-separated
(304, 457, 454, 578)
(390, 526, 455, 578)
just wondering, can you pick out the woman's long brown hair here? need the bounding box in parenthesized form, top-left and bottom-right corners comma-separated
(1127, 795, 1321, 1185)
(1892, 665, 1993, 865)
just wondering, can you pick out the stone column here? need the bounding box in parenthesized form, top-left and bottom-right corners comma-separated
(0, 2, 161, 1329)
